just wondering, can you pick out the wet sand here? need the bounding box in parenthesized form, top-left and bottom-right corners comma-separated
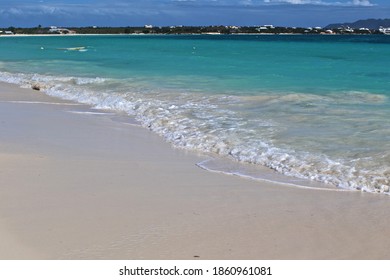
(0, 82, 389, 260)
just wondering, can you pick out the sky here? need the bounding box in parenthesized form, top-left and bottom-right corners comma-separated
(0, 0, 389, 28)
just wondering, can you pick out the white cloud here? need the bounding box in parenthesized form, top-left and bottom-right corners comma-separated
(263, 0, 375, 6)
(240, 0, 254, 5)
(263, 0, 330, 4)
(264, 0, 310, 3)
(8, 8, 24, 15)
(0, 2, 156, 18)
(351, 0, 374, 6)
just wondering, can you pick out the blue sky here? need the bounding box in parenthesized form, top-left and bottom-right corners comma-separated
(0, 0, 389, 28)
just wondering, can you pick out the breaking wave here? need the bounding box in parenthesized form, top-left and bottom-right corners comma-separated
(1, 70, 389, 194)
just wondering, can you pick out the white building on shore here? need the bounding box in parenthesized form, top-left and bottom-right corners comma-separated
(49, 26, 76, 34)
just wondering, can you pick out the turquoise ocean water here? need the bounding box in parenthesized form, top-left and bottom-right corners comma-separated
(1, 34, 389, 193)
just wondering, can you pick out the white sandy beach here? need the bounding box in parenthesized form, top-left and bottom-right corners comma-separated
(1, 81, 390, 260)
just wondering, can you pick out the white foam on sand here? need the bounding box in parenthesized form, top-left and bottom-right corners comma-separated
(0, 70, 389, 194)
(1, 81, 390, 260)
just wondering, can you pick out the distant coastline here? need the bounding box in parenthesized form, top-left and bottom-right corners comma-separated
(0, 24, 389, 36)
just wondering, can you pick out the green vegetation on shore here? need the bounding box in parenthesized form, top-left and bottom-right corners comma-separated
(0, 25, 387, 35)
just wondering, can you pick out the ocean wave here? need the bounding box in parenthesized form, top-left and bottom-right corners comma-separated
(1, 71, 389, 194)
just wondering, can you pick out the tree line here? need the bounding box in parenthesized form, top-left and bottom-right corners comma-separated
(0, 25, 385, 35)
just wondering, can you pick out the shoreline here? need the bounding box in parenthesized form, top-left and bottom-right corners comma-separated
(0, 32, 386, 38)
(1, 81, 390, 260)
(0, 33, 381, 37)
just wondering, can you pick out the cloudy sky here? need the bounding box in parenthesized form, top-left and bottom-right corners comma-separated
(0, 0, 389, 28)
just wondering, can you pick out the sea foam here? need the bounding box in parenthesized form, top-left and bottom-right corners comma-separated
(1, 70, 389, 194)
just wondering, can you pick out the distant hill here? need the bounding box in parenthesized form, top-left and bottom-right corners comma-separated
(325, 18, 390, 29)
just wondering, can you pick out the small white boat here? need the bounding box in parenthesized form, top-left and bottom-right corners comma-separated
(58, 46, 87, 51)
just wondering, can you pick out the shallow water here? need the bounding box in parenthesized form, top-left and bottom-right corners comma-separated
(1, 34, 389, 193)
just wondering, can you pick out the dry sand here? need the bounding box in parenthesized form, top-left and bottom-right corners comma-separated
(0, 82, 389, 260)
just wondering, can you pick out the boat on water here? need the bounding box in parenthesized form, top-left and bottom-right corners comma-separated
(57, 46, 87, 51)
